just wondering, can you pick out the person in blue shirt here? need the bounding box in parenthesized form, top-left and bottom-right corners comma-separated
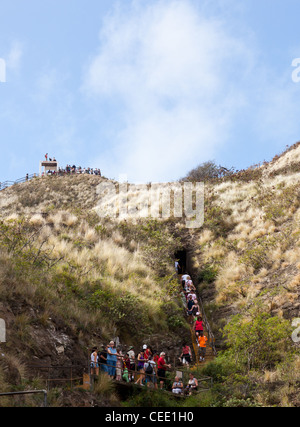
(107, 341, 117, 378)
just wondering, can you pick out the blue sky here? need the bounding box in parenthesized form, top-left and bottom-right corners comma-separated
(0, 0, 300, 183)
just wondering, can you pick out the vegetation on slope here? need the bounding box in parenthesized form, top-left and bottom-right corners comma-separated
(0, 175, 189, 406)
(184, 153, 300, 407)
(1, 144, 300, 406)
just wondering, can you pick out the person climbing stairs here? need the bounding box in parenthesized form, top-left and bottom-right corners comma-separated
(179, 271, 216, 367)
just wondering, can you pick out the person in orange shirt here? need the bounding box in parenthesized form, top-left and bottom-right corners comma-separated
(197, 332, 208, 362)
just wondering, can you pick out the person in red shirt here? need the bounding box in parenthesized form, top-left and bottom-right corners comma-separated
(144, 345, 153, 361)
(157, 352, 171, 390)
(180, 343, 192, 365)
(152, 350, 159, 367)
(194, 316, 203, 335)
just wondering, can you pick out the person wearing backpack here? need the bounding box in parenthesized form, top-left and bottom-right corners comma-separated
(187, 295, 195, 323)
(144, 356, 158, 389)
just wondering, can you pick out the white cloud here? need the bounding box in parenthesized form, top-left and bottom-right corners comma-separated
(6, 41, 23, 71)
(82, 0, 298, 182)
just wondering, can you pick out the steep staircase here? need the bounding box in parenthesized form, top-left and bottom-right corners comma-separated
(190, 322, 215, 368)
(179, 273, 216, 368)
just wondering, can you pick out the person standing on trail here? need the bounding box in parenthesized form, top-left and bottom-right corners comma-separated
(90, 347, 99, 376)
(182, 273, 189, 282)
(197, 332, 208, 362)
(145, 345, 153, 361)
(143, 344, 149, 360)
(107, 341, 117, 378)
(124, 353, 131, 371)
(116, 347, 123, 381)
(99, 344, 108, 373)
(157, 352, 171, 390)
(127, 346, 136, 381)
(187, 291, 197, 302)
(187, 295, 195, 323)
(186, 277, 194, 289)
(175, 260, 181, 274)
(144, 355, 158, 389)
(181, 273, 189, 290)
(191, 300, 200, 320)
(184, 280, 192, 297)
(135, 350, 146, 385)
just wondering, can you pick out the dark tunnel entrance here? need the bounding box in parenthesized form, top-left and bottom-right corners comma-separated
(175, 250, 187, 274)
(175, 247, 196, 277)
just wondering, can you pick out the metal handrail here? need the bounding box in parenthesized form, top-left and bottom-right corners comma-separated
(197, 296, 217, 356)
(0, 169, 102, 192)
(28, 360, 213, 393)
(0, 173, 37, 191)
(95, 361, 212, 394)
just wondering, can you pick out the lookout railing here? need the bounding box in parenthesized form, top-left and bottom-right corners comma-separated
(0, 173, 37, 191)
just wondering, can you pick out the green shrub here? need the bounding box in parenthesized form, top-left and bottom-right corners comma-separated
(198, 264, 218, 283)
(222, 312, 294, 372)
(123, 389, 178, 408)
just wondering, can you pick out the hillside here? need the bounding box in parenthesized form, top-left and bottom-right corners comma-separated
(0, 144, 300, 407)
(0, 173, 192, 406)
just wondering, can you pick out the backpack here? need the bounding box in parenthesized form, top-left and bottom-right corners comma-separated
(145, 362, 153, 375)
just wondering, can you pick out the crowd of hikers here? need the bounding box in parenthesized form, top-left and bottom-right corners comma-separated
(89, 263, 209, 396)
(90, 342, 200, 395)
(57, 165, 102, 176)
(44, 154, 102, 176)
(181, 271, 208, 363)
